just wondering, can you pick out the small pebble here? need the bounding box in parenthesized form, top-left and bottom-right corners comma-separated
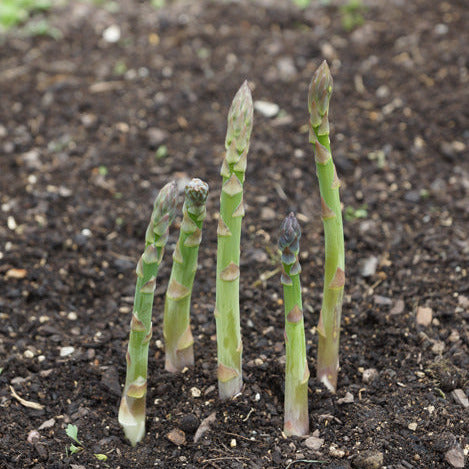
(190, 387, 201, 398)
(416, 306, 432, 326)
(431, 341, 445, 355)
(451, 389, 469, 408)
(376, 85, 390, 98)
(408, 422, 417, 431)
(359, 256, 378, 277)
(24, 350, 34, 358)
(261, 207, 276, 220)
(329, 446, 346, 458)
(5, 268, 27, 279)
(27, 429, 40, 444)
(147, 127, 168, 147)
(362, 368, 379, 384)
(445, 447, 465, 468)
(434, 23, 449, 35)
(390, 299, 405, 315)
(254, 100, 279, 118)
(166, 428, 186, 446)
(373, 295, 392, 306)
(38, 418, 55, 430)
(102, 24, 121, 43)
(457, 295, 469, 308)
(59, 346, 75, 357)
(304, 436, 324, 450)
(230, 438, 237, 448)
(337, 392, 354, 405)
(277, 57, 297, 81)
(448, 330, 460, 342)
(320, 42, 337, 61)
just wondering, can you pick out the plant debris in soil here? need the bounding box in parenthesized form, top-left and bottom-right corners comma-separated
(0, 0, 468, 468)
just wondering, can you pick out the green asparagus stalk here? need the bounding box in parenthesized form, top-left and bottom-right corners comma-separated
(279, 213, 310, 436)
(308, 61, 345, 393)
(163, 178, 209, 372)
(118, 181, 178, 446)
(215, 81, 253, 400)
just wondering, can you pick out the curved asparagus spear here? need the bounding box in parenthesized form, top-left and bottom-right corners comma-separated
(164, 178, 209, 372)
(215, 81, 253, 400)
(279, 213, 310, 436)
(119, 181, 178, 446)
(308, 61, 345, 393)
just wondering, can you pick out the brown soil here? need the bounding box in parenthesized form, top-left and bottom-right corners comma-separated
(0, 0, 468, 468)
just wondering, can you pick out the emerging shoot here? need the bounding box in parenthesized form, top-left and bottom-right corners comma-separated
(215, 81, 253, 399)
(308, 61, 345, 392)
(119, 181, 178, 446)
(164, 178, 209, 372)
(279, 213, 309, 436)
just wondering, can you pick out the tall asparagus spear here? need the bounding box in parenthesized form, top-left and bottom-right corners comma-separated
(215, 81, 253, 400)
(164, 178, 209, 372)
(118, 181, 178, 446)
(308, 61, 345, 393)
(279, 213, 310, 436)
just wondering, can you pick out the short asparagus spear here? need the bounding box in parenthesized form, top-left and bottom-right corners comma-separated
(118, 181, 178, 446)
(308, 61, 345, 393)
(279, 213, 310, 436)
(215, 81, 253, 400)
(163, 178, 209, 372)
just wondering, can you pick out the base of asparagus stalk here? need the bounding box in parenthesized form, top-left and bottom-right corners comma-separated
(317, 335, 340, 392)
(218, 369, 242, 400)
(118, 395, 146, 447)
(165, 342, 194, 373)
(284, 415, 309, 437)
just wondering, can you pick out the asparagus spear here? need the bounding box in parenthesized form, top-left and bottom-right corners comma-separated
(279, 213, 310, 436)
(308, 61, 345, 393)
(215, 81, 253, 400)
(118, 181, 178, 446)
(163, 178, 209, 372)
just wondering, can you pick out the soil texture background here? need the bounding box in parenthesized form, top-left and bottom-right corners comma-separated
(0, 0, 468, 468)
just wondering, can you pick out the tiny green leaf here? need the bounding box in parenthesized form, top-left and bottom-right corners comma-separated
(65, 424, 81, 444)
(345, 205, 368, 221)
(155, 145, 168, 159)
(98, 165, 108, 176)
(69, 443, 82, 454)
(94, 454, 108, 461)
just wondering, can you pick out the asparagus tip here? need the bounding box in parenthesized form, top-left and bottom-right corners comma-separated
(185, 178, 209, 206)
(154, 180, 178, 219)
(227, 81, 254, 143)
(278, 212, 301, 252)
(308, 60, 333, 117)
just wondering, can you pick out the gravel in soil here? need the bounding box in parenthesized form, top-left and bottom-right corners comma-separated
(0, 0, 468, 468)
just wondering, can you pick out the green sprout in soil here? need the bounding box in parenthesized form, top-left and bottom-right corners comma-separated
(164, 178, 209, 372)
(65, 424, 83, 455)
(119, 181, 178, 446)
(65, 424, 108, 460)
(279, 213, 309, 436)
(215, 81, 253, 400)
(308, 61, 345, 393)
(344, 204, 368, 221)
(340, 0, 366, 32)
(0, 0, 51, 30)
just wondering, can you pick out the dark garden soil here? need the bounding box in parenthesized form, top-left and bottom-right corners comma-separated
(0, 0, 468, 467)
